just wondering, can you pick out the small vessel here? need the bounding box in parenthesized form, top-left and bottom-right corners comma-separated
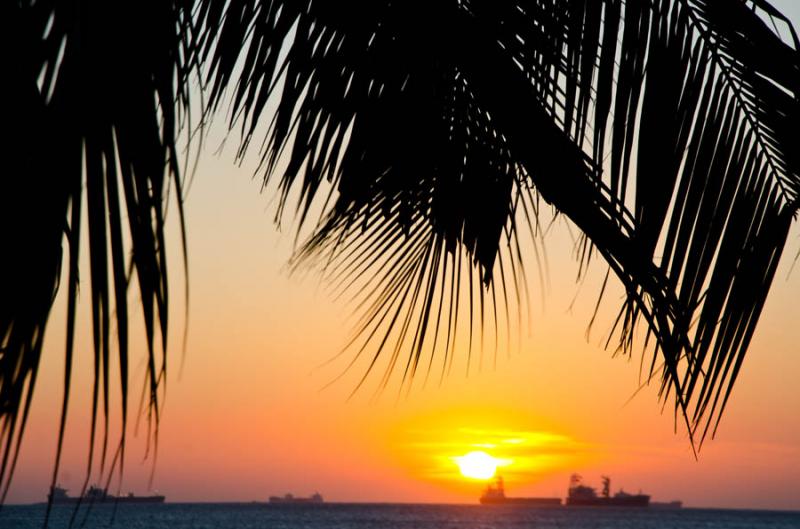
(479, 476, 562, 506)
(48, 485, 165, 504)
(566, 474, 649, 507)
(651, 500, 683, 509)
(268, 492, 324, 504)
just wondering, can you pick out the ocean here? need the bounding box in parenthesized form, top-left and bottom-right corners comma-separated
(2, 503, 799, 529)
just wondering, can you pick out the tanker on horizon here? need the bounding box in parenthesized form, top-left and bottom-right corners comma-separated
(268, 492, 324, 504)
(566, 474, 650, 507)
(48, 485, 165, 505)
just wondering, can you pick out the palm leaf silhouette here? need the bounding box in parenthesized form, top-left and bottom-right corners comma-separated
(1, 0, 194, 508)
(199, 0, 800, 443)
(2, 0, 799, 500)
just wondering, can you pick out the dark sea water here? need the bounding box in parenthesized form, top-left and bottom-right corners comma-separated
(2, 503, 799, 529)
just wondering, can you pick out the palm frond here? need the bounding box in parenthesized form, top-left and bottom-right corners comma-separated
(200, 0, 800, 444)
(566, 0, 800, 443)
(0, 0, 195, 507)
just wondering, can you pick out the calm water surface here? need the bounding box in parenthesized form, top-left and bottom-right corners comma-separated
(2, 503, 799, 529)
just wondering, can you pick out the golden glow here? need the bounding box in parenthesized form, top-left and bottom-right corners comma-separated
(392, 412, 587, 486)
(454, 451, 503, 479)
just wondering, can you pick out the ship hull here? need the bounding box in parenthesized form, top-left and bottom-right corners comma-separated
(480, 497, 561, 506)
(650, 501, 682, 509)
(268, 498, 323, 504)
(50, 496, 165, 505)
(566, 495, 649, 507)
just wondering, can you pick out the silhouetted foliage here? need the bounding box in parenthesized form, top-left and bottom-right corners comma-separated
(2, 0, 799, 506)
(1, 0, 194, 510)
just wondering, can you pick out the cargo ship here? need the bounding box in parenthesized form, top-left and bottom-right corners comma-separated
(479, 476, 562, 506)
(48, 485, 165, 504)
(566, 474, 649, 507)
(268, 492, 324, 504)
(650, 500, 683, 509)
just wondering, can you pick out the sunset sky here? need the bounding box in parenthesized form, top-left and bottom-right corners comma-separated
(8, 1, 800, 510)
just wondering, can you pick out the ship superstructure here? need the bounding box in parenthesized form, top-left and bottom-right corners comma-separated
(566, 474, 649, 507)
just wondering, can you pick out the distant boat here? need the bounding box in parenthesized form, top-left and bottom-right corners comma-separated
(479, 476, 562, 506)
(566, 474, 649, 507)
(268, 492, 324, 504)
(650, 500, 683, 509)
(48, 485, 165, 504)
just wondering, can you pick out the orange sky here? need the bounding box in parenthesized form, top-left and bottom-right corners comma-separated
(8, 2, 800, 510)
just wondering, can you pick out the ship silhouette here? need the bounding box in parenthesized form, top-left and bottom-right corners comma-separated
(566, 474, 649, 507)
(268, 492, 324, 504)
(479, 474, 676, 508)
(48, 485, 165, 504)
(479, 476, 562, 506)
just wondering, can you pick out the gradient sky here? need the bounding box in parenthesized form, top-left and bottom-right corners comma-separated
(8, 2, 800, 510)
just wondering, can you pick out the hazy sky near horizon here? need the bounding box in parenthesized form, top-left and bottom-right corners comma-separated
(8, 1, 800, 510)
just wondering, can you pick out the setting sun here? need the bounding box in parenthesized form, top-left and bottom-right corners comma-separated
(454, 451, 503, 480)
